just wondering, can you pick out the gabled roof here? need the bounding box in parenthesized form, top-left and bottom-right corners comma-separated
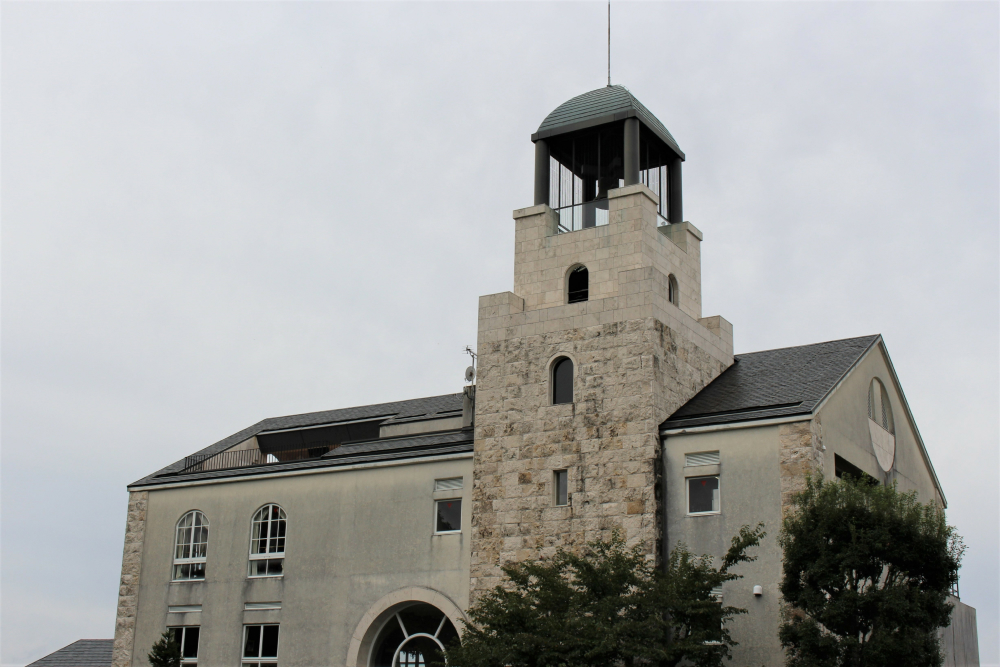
(26, 640, 112, 667)
(662, 335, 881, 430)
(531, 85, 684, 159)
(131, 393, 468, 487)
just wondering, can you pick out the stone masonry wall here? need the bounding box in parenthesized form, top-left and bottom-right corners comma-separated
(778, 418, 825, 517)
(470, 186, 734, 598)
(112, 491, 148, 667)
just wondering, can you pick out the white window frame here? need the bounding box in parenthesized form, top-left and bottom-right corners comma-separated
(248, 504, 286, 578)
(686, 475, 721, 516)
(242, 623, 279, 667)
(172, 511, 209, 581)
(434, 498, 462, 534)
(168, 625, 200, 665)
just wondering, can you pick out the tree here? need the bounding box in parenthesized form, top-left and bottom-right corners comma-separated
(147, 630, 182, 667)
(779, 475, 964, 667)
(444, 525, 765, 667)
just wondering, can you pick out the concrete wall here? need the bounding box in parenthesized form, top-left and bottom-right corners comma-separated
(940, 598, 980, 667)
(663, 425, 785, 666)
(126, 456, 473, 667)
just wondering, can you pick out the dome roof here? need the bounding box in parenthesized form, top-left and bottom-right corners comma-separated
(532, 85, 684, 160)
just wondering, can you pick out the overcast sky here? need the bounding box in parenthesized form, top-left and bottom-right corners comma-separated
(2, 2, 997, 665)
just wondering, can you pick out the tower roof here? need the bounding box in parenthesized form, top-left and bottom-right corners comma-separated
(532, 84, 684, 159)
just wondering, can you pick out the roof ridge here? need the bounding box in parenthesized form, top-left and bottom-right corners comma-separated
(735, 334, 880, 358)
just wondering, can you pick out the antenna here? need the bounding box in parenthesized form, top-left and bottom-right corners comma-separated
(464, 346, 477, 385)
(607, 1, 611, 86)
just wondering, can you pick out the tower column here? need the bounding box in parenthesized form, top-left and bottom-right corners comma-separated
(623, 118, 640, 186)
(534, 139, 550, 206)
(668, 155, 683, 223)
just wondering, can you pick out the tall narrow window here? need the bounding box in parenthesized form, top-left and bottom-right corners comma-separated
(668, 274, 679, 306)
(554, 470, 568, 506)
(568, 266, 589, 303)
(173, 511, 209, 581)
(169, 627, 200, 665)
(552, 357, 574, 405)
(249, 504, 286, 577)
(242, 624, 279, 667)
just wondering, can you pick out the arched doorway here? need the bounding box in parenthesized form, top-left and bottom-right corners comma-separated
(369, 603, 459, 667)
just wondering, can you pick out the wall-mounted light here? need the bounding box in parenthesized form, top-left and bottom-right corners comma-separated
(753, 585, 763, 597)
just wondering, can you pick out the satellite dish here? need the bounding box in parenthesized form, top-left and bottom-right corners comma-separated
(465, 366, 476, 383)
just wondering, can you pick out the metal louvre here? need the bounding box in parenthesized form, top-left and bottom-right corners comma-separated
(685, 451, 720, 467)
(434, 477, 463, 492)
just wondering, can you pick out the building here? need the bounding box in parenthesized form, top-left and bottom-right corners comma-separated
(103, 85, 978, 667)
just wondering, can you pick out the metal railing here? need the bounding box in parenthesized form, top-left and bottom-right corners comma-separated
(180, 445, 334, 474)
(555, 198, 672, 233)
(556, 199, 610, 233)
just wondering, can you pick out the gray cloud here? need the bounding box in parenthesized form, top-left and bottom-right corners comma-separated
(2, 3, 996, 665)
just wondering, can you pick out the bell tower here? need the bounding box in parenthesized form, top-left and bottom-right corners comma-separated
(470, 85, 734, 597)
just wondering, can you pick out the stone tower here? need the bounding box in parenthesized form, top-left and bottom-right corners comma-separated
(470, 85, 735, 596)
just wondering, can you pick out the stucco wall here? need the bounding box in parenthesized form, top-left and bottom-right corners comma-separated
(816, 342, 943, 504)
(128, 456, 473, 667)
(663, 425, 785, 666)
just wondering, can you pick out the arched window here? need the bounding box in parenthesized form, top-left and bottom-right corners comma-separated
(867, 378, 896, 474)
(568, 266, 589, 303)
(249, 504, 286, 577)
(173, 511, 209, 581)
(668, 274, 679, 306)
(370, 603, 459, 667)
(552, 357, 574, 405)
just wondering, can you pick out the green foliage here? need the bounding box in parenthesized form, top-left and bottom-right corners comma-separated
(779, 475, 964, 667)
(147, 630, 181, 667)
(444, 525, 765, 667)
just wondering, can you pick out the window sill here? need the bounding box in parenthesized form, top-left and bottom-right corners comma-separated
(170, 578, 206, 583)
(247, 574, 284, 579)
(686, 511, 721, 517)
(433, 530, 462, 536)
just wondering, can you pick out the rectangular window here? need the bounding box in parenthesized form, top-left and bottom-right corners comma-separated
(434, 477, 463, 492)
(435, 499, 462, 533)
(243, 624, 279, 667)
(169, 626, 200, 665)
(554, 470, 568, 506)
(688, 476, 720, 514)
(685, 451, 720, 467)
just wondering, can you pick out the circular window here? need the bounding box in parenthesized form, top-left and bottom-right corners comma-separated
(867, 378, 895, 472)
(370, 603, 458, 667)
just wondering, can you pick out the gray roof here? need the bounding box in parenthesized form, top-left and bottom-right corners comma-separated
(26, 640, 112, 667)
(532, 85, 684, 159)
(662, 335, 880, 430)
(131, 393, 467, 487)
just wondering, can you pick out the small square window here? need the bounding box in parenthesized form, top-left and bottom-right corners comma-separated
(554, 470, 568, 506)
(243, 624, 279, 667)
(435, 499, 462, 533)
(688, 476, 720, 514)
(169, 626, 199, 665)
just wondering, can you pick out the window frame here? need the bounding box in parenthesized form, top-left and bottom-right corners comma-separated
(567, 265, 589, 304)
(551, 356, 574, 405)
(172, 511, 209, 582)
(248, 504, 287, 579)
(686, 475, 721, 516)
(553, 469, 569, 506)
(434, 498, 462, 534)
(168, 626, 200, 665)
(242, 623, 279, 667)
(668, 274, 679, 307)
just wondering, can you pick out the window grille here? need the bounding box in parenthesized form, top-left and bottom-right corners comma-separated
(249, 505, 286, 578)
(685, 451, 720, 467)
(242, 624, 279, 667)
(173, 511, 208, 581)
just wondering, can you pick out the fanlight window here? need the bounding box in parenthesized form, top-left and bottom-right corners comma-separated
(173, 511, 209, 580)
(249, 504, 286, 577)
(552, 357, 574, 405)
(568, 266, 589, 304)
(370, 603, 459, 667)
(867, 378, 896, 473)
